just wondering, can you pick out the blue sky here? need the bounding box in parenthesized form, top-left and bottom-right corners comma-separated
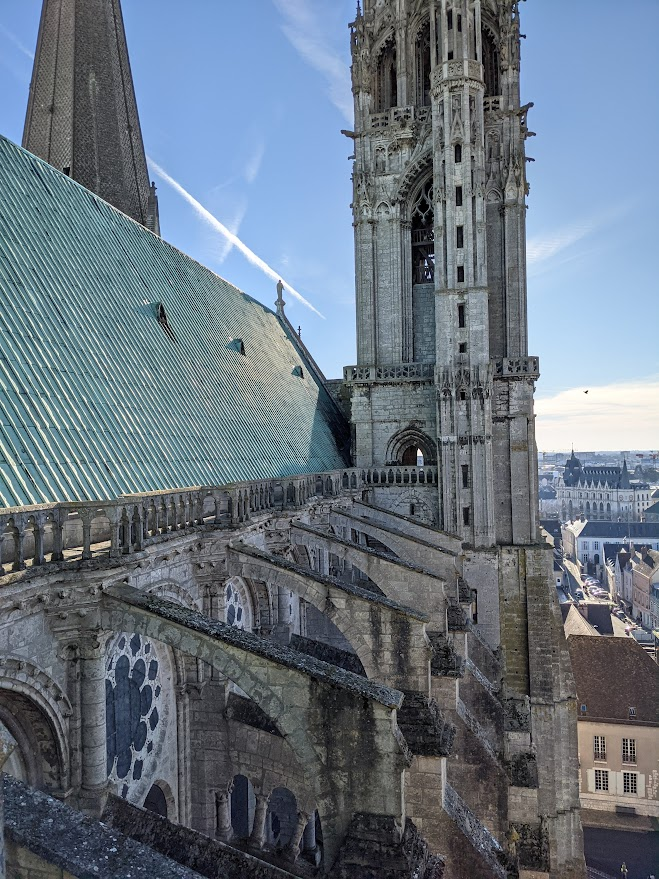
(0, 0, 658, 451)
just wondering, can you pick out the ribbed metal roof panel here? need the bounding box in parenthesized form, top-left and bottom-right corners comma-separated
(0, 136, 350, 507)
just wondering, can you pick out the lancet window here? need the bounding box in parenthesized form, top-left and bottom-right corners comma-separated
(415, 23, 431, 107)
(376, 36, 398, 111)
(482, 28, 500, 96)
(411, 179, 435, 284)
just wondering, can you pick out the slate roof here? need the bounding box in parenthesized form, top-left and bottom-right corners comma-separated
(566, 635, 659, 726)
(643, 499, 659, 520)
(571, 522, 659, 540)
(563, 605, 600, 638)
(0, 136, 350, 507)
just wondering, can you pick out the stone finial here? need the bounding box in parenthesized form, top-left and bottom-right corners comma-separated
(275, 279, 286, 317)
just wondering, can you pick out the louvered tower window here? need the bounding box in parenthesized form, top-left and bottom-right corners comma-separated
(415, 23, 431, 107)
(411, 180, 435, 284)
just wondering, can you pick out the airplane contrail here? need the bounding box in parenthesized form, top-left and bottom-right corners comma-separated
(148, 158, 324, 319)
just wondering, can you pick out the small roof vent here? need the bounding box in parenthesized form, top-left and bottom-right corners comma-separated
(292, 365, 304, 378)
(156, 302, 176, 341)
(228, 338, 246, 355)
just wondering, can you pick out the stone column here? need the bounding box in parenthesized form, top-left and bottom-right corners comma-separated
(78, 634, 110, 816)
(81, 511, 93, 560)
(284, 810, 310, 863)
(302, 812, 320, 865)
(215, 784, 233, 842)
(248, 792, 270, 852)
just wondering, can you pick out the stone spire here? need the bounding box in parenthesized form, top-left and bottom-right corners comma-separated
(23, 0, 160, 234)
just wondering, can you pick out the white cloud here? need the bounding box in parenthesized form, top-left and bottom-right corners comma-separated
(244, 142, 265, 185)
(148, 157, 324, 318)
(526, 221, 593, 266)
(272, 0, 353, 123)
(0, 23, 34, 60)
(210, 199, 248, 265)
(527, 202, 632, 272)
(535, 377, 659, 451)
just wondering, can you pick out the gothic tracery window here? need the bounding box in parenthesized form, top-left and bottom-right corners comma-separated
(376, 37, 397, 111)
(411, 179, 435, 284)
(482, 28, 500, 97)
(415, 24, 431, 107)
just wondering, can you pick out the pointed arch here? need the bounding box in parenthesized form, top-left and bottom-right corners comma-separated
(385, 427, 438, 466)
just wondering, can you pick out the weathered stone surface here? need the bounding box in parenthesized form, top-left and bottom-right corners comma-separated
(333, 813, 445, 879)
(225, 692, 283, 738)
(429, 632, 465, 678)
(508, 753, 539, 789)
(397, 690, 455, 757)
(3, 776, 204, 879)
(103, 795, 296, 879)
(289, 634, 366, 677)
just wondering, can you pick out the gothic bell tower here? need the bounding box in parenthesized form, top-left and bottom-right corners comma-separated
(346, 0, 538, 548)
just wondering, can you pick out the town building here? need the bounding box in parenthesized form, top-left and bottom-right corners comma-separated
(562, 520, 659, 572)
(0, 2, 587, 879)
(566, 635, 659, 820)
(556, 453, 652, 522)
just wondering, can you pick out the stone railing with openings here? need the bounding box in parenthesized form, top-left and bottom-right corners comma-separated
(0, 466, 439, 575)
(343, 362, 435, 383)
(369, 105, 429, 131)
(494, 357, 540, 378)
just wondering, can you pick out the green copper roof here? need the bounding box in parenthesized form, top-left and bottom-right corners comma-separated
(0, 135, 350, 507)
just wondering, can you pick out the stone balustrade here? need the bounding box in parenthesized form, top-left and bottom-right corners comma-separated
(343, 362, 435, 383)
(494, 356, 540, 378)
(368, 105, 430, 131)
(0, 465, 440, 576)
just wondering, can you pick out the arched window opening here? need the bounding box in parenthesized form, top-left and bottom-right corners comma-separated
(231, 774, 254, 839)
(482, 28, 500, 96)
(266, 787, 298, 849)
(415, 23, 431, 107)
(376, 37, 397, 111)
(144, 783, 168, 818)
(401, 446, 424, 466)
(411, 179, 434, 284)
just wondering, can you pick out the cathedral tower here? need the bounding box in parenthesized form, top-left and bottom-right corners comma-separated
(347, 0, 537, 548)
(23, 0, 160, 234)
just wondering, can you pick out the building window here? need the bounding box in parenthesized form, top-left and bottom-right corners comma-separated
(462, 506, 471, 526)
(456, 186, 463, 206)
(459, 342, 467, 353)
(622, 738, 636, 764)
(376, 37, 398, 111)
(411, 179, 435, 283)
(594, 769, 609, 792)
(458, 304, 465, 327)
(593, 541, 599, 550)
(457, 265, 465, 283)
(462, 464, 469, 488)
(622, 772, 638, 795)
(482, 27, 500, 97)
(456, 226, 464, 248)
(447, 9, 453, 29)
(415, 23, 431, 106)
(629, 707, 636, 719)
(593, 735, 606, 761)
(583, 542, 589, 550)
(455, 144, 462, 163)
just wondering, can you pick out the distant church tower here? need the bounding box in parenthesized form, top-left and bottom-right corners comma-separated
(347, 0, 537, 548)
(23, 0, 160, 234)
